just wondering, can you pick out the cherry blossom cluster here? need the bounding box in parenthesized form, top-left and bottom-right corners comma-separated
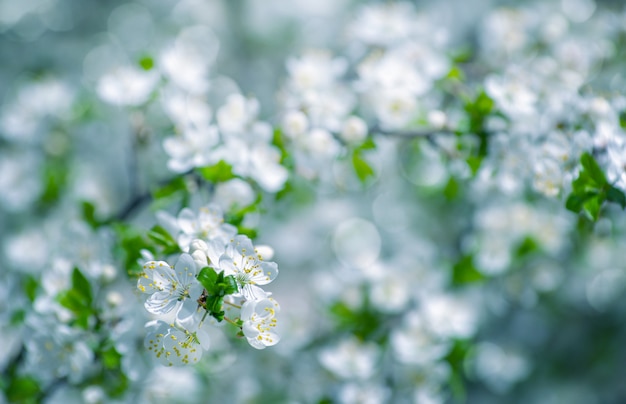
(138, 205, 280, 366)
(96, 28, 288, 194)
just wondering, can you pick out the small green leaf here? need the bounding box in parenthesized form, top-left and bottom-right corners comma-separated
(152, 176, 187, 200)
(565, 193, 587, 213)
(583, 195, 602, 221)
(197, 267, 218, 292)
(619, 110, 626, 130)
(606, 186, 626, 209)
(147, 225, 179, 254)
(464, 90, 494, 134)
(237, 226, 258, 239)
(101, 346, 122, 369)
(103, 369, 129, 398)
(139, 55, 154, 71)
(56, 268, 94, 328)
(452, 255, 484, 286)
(357, 137, 377, 151)
(72, 267, 92, 305)
(23, 275, 38, 302)
(466, 156, 483, 175)
(10, 309, 26, 326)
(446, 65, 466, 81)
(580, 152, 607, 186)
(39, 158, 69, 208)
(329, 300, 382, 340)
(222, 275, 238, 295)
(198, 269, 239, 322)
(515, 237, 539, 257)
(445, 340, 471, 402)
(566, 153, 617, 221)
(7, 376, 40, 403)
(112, 223, 155, 277)
(197, 160, 236, 183)
(81, 201, 101, 229)
(443, 176, 459, 200)
(352, 150, 375, 183)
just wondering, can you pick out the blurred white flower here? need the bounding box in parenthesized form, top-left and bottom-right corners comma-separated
(162, 91, 213, 130)
(472, 342, 530, 393)
(286, 51, 347, 93)
(0, 150, 42, 212)
(175, 204, 237, 251)
(391, 310, 451, 365)
(338, 382, 390, 404)
(96, 66, 159, 106)
(217, 93, 260, 135)
(160, 44, 210, 95)
(163, 125, 221, 173)
(214, 178, 256, 211)
(24, 323, 95, 384)
(420, 294, 479, 339)
(282, 109, 309, 139)
(318, 337, 379, 380)
(340, 116, 368, 144)
(349, 2, 415, 46)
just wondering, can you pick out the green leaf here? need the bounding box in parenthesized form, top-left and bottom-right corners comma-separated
(329, 301, 382, 341)
(464, 90, 494, 134)
(515, 236, 539, 258)
(81, 201, 101, 229)
(237, 226, 258, 239)
(101, 346, 123, 369)
(606, 185, 626, 209)
(445, 340, 471, 402)
(103, 370, 129, 398)
(580, 152, 607, 186)
(10, 309, 26, 326)
(139, 55, 154, 71)
(72, 267, 92, 305)
(152, 176, 187, 200)
(39, 158, 69, 209)
(619, 110, 626, 130)
(221, 275, 238, 295)
(147, 225, 179, 254)
(224, 193, 262, 227)
(446, 65, 466, 81)
(565, 192, 595, 213)
(197, 267, 218, 292)
(6, 376, 40, 403)
(56, 268, 94, 329)
(23, 275, 38, 302)
(357, 137, 377, 151)
(352, 150, 375, 183)
(565, 153, 619, 221)
(197, 268, 239, 322)
(583, 195, 603, 221)
(58, 289, 86, 312)
(112, 223, 154, 277)
(466, 156, 483, 175)
(197, 160, 236, 183)
(443, 176, 459, 200)
(452, 255, 484, 286)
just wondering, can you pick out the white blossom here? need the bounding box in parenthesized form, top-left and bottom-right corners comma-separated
(240, 298, 280, 349)
(137, 254, 203, 321)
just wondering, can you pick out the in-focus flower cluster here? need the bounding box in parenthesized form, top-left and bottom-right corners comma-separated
(138, 205, 280, 366)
